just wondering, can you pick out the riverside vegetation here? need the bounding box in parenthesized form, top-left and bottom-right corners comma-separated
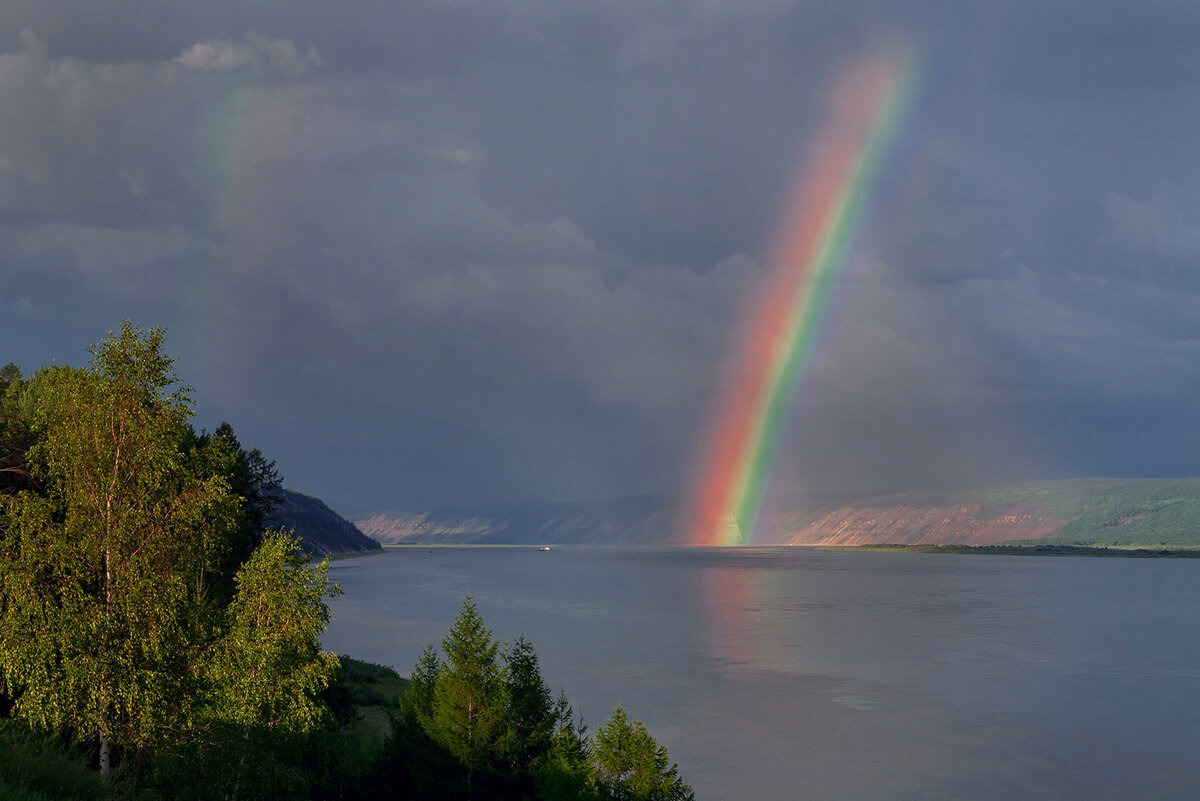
(0, 322, 693, 801)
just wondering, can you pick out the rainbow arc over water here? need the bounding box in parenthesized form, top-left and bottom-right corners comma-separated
(690, 48, 916, 547)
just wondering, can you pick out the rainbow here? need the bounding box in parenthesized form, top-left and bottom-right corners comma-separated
(690, 48, 916, 546)
(177, 74, 282, 393)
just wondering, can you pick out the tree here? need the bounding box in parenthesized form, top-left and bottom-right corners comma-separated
(502, 635, 555, 773)
(375, 601, 508, 801)
(382, 597, 693, 801)
(537, 691, 600, 801)
(0, 363, 35, 496)
(406, 643, 442, 724)
(431, 595, 507, 797)
(201, 531, 341, 799)
(0, 322, 339, 779)
(181, 421, 284, 605)
(208, 531, 340, 733)
(0, 324, 239, 772)
(592, 706, 694, 801)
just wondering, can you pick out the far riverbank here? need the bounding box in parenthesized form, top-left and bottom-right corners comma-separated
(816, 543, 1200, 557)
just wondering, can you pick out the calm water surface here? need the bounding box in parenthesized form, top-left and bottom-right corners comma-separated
(321, 547, 1200, 800)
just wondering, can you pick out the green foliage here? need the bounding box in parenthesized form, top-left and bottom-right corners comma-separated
(378, 597, 692, 801)
(0, 324, 696, 800)
(0, 322, 342, 789)
(0, 362, 36, 496)
(145, 727, 312, 801)
(431, 595, 507, 776)
(208, 531, 341, 732)
(143, 534, 343, 800)
(406, 644, 442, 722)
(157, 656, 410, 801)
(592, 707, 693, 801)
(502, 636, 555, 774)
(335, 655, 410, 711)
(536, 693, 600, 801)
(0, 323, 239, 765)
(179, 422, 285, 604)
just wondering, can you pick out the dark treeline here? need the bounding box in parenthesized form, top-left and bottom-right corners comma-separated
(0, 322, 693, 801)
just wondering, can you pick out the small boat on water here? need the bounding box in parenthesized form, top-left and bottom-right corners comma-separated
(538, 546, 551, 552)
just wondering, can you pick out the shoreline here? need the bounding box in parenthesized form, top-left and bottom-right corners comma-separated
(326, 542, 1200, 558)
(815, 543, 1200, 558)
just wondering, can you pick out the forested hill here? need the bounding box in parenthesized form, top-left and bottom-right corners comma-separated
(355, 478, 1200, 548)
(270, 490, 382, 556)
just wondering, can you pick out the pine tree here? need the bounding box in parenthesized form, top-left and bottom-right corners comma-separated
(407, 643, 442, 724)
(537, 691, 600, 801)
(593, 706, 694, 801)
(430, 595, 507, 797)
(503, 635, 555, 773)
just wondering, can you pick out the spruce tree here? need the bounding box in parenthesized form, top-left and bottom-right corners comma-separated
(430, 595, 507, 796)
(503, 635, 555, 773)
(537, 691, 600, 801)
(593, 706, 694, 801)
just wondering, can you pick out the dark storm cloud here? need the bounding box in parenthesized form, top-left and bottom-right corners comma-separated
(3, 1, 1200, 510)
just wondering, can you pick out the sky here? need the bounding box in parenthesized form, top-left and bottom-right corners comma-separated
(3, 1, 1200, 514)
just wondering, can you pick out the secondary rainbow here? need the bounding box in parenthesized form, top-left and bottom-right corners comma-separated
(690, 48, 916, 546)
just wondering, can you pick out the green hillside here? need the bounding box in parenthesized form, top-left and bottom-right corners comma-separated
(826, 478, 1200, 547)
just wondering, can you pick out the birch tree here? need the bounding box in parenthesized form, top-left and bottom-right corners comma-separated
(0, 323, 338, 778)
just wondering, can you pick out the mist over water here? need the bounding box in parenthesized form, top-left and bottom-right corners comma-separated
(323, 547, 1200, 800)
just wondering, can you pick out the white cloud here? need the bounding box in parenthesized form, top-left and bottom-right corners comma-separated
(174, 40, 251, 72)
(174, 34, 321, 78)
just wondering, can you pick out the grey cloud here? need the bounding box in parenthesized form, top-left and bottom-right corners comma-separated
(5, 2, 1200, 509)
(13, 223, 192, 296)
(1104, 193, 1200, 259)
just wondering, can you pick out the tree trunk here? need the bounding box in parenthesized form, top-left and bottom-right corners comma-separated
(100, 546, 113, 775)
(99, 728, 111, 775)
(229, 730, 250, 801)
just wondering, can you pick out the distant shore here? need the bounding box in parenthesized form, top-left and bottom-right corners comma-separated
(817, 543, 1200, 558)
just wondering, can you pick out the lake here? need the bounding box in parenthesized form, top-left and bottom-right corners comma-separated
(321, 546, 1200, 800)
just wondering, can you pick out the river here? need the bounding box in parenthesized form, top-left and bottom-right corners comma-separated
(322, 546, 1200, 800)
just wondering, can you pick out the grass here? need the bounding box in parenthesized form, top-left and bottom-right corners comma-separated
(331, 655, 410, 756)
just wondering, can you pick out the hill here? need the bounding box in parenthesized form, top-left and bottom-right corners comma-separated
(352, 496, 690, 546)
(776, 478, 1200, 547)
(355, 479, 1200, 548)
(270, 490, 383, 556)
